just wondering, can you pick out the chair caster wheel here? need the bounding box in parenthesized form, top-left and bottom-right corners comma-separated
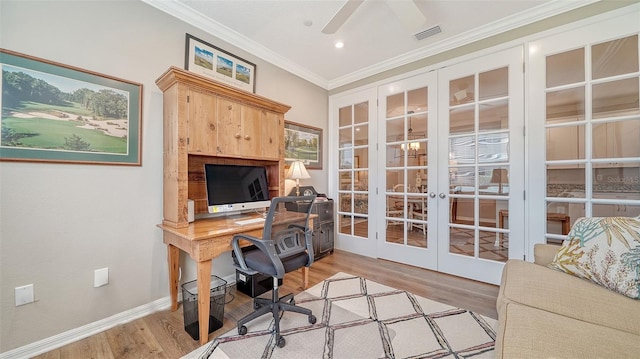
(277, 336, 286, 348)
(309, 315, 317, 324)
(253, 302, 261, 310)
(238, 325, 247, 335)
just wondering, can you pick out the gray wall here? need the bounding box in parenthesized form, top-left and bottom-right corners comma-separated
(0, 0, 327, 352)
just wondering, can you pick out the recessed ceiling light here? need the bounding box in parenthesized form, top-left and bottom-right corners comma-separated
(335, 41, 344, 49)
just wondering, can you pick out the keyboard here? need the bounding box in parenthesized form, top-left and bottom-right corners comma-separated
(234, 217, 265, 226)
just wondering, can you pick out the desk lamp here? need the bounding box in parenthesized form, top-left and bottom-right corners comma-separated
(286, 160, 310, 196)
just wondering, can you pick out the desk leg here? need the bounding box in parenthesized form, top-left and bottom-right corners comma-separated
(562, 217, 570, 235)
(167, 244, 180, 311)
(301, 267, 309, 289)
(197, 260, 212, 345)
(498, 211, 506, 246)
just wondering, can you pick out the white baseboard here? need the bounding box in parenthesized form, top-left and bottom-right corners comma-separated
(0, 274, 237, 359)
(0, 297, 171, 359)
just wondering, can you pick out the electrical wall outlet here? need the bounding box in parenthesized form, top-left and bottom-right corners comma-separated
(94, 268, 109, 287)
(15, 284, 34, 306)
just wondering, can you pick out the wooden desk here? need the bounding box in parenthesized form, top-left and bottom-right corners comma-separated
(158, 211, 314, 344)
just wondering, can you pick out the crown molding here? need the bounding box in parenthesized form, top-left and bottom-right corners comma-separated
(143, 0, 597, 91)
(326, 0, 599, 89)
(141, 0, 329, 89)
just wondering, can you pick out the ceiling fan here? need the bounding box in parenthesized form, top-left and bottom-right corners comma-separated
(322, 0, 430, 37)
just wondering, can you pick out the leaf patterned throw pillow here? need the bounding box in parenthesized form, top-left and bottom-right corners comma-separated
(549, 216, 640, 300)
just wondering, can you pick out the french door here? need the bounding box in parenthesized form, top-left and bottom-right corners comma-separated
(436, 47, 525, 284)
(373, 47, 525, 284)
(332, 88, 378, 258)
(377, 72, 438, 269)
(528, 12, 640, 250)
(332, 47, 525, 284)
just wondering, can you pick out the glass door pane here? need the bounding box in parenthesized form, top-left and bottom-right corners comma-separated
(338, 102, 370, 239)
(377, 71, 438, 271)
(448, 69, 510, 263)
(543, 34, 640, 243)
(384, 87, 428, 247)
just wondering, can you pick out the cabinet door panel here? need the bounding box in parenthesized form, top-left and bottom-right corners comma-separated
(261, 110, 280, 160)
(593, 120, 640, 160)
(217, 97, 242, 155)
(317, 222, 334, 257)
(241, 105, 261, 157)
(547, 124, 583, 162)
(188, 89, 217, 154)
(611, 119, 640, 159)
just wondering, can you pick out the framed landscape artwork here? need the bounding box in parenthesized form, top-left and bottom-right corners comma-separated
(0, 49, 142, 165)
(284, 121, 323, 170)
(184, 33, 256, 93)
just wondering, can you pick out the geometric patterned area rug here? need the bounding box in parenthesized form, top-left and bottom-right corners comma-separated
(183, 272, 497, 359)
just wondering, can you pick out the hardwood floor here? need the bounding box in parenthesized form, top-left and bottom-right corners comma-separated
(34, 250, 499, 359)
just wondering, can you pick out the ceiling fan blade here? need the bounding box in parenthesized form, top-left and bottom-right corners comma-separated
(386, 0, 426, 33)
(321, 0, 364, 34)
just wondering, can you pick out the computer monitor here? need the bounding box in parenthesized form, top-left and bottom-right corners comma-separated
(204, 164, 271, 215)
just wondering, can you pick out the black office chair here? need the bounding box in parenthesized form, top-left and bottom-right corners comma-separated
(231, 195, 317, 348)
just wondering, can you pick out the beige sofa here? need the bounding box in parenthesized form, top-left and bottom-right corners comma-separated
(495, 243, 640, 358)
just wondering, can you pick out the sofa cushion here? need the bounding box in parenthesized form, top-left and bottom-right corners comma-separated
(499, 260, 640, 336)
(549, 216, 640, 299)
(495, 301, 640, 359)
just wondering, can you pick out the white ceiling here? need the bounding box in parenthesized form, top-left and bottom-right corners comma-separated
(143, 0, 597, 90)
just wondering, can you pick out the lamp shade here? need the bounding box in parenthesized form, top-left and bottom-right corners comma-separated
(286, 160, 311, 180)
(490, 168, 509, 184)
(490, 168, 508, 195)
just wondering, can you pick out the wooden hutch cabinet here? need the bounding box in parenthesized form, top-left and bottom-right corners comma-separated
(156, 66, 291, 228)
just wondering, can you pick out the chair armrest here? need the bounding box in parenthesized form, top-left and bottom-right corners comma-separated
(534, 243, 560, 266)
(231, 233, 261, 272)
(232, 233, 285, 277)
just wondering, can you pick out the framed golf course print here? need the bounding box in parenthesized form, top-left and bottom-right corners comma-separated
(0, 49, 142, 165)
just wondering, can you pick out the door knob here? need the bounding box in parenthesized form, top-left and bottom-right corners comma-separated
(429, 192, 436, 198)
(439, 193, 446, 199)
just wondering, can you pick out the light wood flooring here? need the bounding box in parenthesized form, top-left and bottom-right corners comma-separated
(344, 220, 509, 262)
(34, 250, 499, 359)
